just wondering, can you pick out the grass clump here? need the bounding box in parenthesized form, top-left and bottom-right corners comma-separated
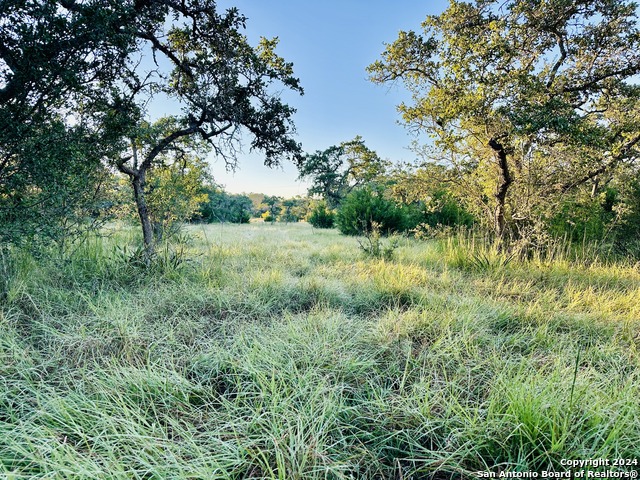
(1, 223, 639, 478)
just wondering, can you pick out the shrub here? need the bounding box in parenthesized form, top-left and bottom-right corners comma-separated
(546, 189, 616, 243)
(357, 222, 399, 260)
(307, 201, 335, 228)
(145, 157, 209, 241)
(336, 186, 407, 236)
(610, 180, 640, 257)
(524, 183, 640, 259)
(197, 188, 253, 224)
(421, 189, 475, 228)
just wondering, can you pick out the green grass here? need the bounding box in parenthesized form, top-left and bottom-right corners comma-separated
(1, 222, 639, 478)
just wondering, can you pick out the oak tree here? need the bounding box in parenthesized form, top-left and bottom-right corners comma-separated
(0, 0, 135, 246)
(298, 137, 389, 209)
(100, 1, 303, 261)
(1, 1, 303, 260)
(369, 0, 640, 242)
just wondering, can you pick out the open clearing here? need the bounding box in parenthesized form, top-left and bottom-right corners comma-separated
(1, 223, 639, 478)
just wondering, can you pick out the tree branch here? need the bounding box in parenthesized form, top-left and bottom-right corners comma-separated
(140, 125, 201, 171)
(560, 132, 640, 193)
(563, 64, 640, 93)
(136, 31, 195, 80)
(546, 32, 567, 89)
(198, 122, 233, 140)
(115, 156, 136, 177)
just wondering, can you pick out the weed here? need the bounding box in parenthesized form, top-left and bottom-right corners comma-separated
(358, 221, 399, 260)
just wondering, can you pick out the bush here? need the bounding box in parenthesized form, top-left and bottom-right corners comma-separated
(546, 189, 616, 243)
(357, 222, 399, 260)
(421, 189, 475, 228)
(197, 188, 253, 224)
(336, 186, 407, 236)
(307, 201, 335, 228)
(610, 180, 640, 257)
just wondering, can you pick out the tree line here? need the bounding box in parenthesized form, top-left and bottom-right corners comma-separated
(1, 0, 639, 259)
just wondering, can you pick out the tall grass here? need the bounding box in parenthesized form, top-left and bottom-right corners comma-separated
(1, 223, 639, 478)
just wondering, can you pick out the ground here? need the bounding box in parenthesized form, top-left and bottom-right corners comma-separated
(1, 223, 639, 478)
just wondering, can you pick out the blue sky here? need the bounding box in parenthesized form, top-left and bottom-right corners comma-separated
(203, 1, 450, 196)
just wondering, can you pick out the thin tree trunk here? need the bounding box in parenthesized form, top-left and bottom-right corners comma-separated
(590, 177, 599, 197)
(131, 174, 154, 265)
(489, 137, 513, 243)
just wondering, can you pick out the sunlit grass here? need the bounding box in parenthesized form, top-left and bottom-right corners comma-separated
(1, 222, 639, 478)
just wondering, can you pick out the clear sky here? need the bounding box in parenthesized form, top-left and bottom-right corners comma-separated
(200, 1, 450, 197)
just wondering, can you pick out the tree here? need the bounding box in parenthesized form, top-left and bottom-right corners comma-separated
(386, 163, 475, 231)
(102, 1, 302, 261)
(247, 193, 266, 214)
(1, 1, 303, 260)
(368, 0, 640, 243)
(298, 137, 389, 208)
(280, 198, 298, 223)
(0, 118, 114, 248)
(288, 196, 311, 222)
(0, 0, 136, 246)
(198, 188, 254, 224)
(274, 197, 310, 223)
(261, 195, 282, 222)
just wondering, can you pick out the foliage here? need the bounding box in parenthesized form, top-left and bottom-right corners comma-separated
(307, 200, 335, 228)
(0, 120, 114, 248)
(145, 155, 210, 240)
(1, 0, 303, 260)
(298, 137, 389, 208)
(546, 189, 617, 243)
(261, 195, 282, 221)
(541, 180, 640, 257)
(357, 222, 399, 260)
(111, 233, 194, 275)
(247, 193, 266, 213)
(241, 195, 310, 223)
(368, 0, 640, 242)
(261, 211, 275, 222)
(612, 180, 640, 256)
(422, 189, 475, 227)
(382, 164, 477, 240)
(0, 1, 142, 247)
(389, 165, 475, 228)
(336, 185, 408, 236)
(278, 197, 309, 223)
(197, 188, 253, 224)
(109, 3, 303, 259)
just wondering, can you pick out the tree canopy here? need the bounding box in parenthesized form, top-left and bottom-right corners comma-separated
(368, 0, 640, 242)
(0, 0, 136, 245)
(1, 0, 303, 257)
(297, 137, 389, 209)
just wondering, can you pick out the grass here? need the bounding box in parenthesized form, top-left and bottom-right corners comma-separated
(1, 222, 639, 479)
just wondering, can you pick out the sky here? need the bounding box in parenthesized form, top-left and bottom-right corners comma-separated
(185, 1, 450, 196)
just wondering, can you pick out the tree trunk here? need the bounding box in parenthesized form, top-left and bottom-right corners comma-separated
(488, 137, 513, 243)
(590, 177, 599, 197)
(131, 174, 154, 265)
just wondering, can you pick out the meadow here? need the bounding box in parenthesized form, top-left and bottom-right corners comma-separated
(1, 222, 639, 479)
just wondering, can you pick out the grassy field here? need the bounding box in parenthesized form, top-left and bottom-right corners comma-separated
(1, 222, 639, 479)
